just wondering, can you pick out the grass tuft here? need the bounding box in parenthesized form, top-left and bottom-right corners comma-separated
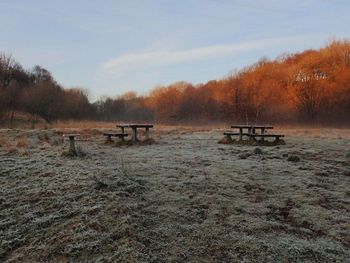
(16, 137, 28, 148)
(287, 155, 301, 162)
(0, 136, 10, 148)
(253, 147, 263, 155)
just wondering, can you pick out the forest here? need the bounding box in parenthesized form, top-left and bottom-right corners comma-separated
(1, 40, 350, 125)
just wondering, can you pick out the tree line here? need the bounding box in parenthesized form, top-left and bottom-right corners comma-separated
(1, 40, 350, 126)
(0, 54, 151, 125)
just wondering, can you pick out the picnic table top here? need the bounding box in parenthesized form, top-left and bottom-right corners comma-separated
(117, 124, 154, 128)
(63, 134, 80, 137)
(231, 125, 273, 129)
(103, 132, 128, 136)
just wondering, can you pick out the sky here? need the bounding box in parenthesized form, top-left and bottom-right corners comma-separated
(0, 0, 349, 100)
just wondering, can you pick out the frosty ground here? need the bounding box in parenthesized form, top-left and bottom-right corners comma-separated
(0, 126, 349, 262)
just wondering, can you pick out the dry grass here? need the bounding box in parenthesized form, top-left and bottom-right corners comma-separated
(0, 135, 10, 148)
(54, 120, 117, 129)
(0, 127, 349, 262)
(5, 147, 18, 156)
(276, 126, 350, 139)
(16, 137, 28, 148)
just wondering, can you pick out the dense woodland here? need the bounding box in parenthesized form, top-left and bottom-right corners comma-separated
(1, 40, 350, 126)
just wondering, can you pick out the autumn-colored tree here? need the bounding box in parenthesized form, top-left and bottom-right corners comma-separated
(61, 88, 92, 119)
(2, 40, 350, 126)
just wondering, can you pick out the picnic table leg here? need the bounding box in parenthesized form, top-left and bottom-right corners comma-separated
(239, 128, 243, 141)
(106, 135, 112, 143)
(120, 127, 126, 141)
(248, 127, 254, 142)
(69, 136, 76, 154)
(261, 128, 265, 134)
(145, 127, 150, 140)
(132, 128, 137, 142)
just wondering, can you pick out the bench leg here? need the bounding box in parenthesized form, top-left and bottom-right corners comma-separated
(69, 137, 76, 154)
(145, 127, 150, 140)
(106, 135, 112, 143)
(120, 126, 126, 140)
(248, 127, 254, 142)
(239, 128, 243, 141)
(132, 128, 137, 142)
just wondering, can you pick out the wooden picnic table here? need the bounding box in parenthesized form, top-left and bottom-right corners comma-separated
(231, 125, 274, 140)
(225, 125, 284, 143)
(116, 124, 154, 142)
(231, 125, 273, 140)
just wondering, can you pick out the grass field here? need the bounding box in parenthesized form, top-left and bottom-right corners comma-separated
(0, 125, 349, 262)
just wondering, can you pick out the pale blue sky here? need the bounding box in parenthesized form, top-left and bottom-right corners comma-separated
(1, 0, 349, 100)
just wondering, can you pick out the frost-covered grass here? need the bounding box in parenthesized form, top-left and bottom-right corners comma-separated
(0, 127, 349, 262)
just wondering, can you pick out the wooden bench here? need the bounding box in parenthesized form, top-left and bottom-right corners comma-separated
(103, 132, 128, 142)
(249, 134, 285, 142)
(116, 124, 154, 142)
(231, 125, 273, 135)
(224, 132, 251, 141)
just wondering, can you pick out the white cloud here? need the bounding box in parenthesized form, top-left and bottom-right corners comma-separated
(98, 36, 303, 77)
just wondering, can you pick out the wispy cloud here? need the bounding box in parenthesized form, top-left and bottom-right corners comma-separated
(98, 36, 303, 77)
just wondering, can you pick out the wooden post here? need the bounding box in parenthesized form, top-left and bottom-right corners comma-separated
(132, 127, 137, 142)
(145, 127, 150, 140)
(106, 134, 112, 143)
(120, 127, 126, 141)
(247, 127, 252, 142)
(69, 136, 76, 154)
(239, 127, 243, 141)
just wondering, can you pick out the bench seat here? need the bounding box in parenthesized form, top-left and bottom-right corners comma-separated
(103, 133, 128, 142)
(223, 132, 250, 136)
(249, 133, 284, 142)
(251, 134, 284, 138)
(223, 131, 285, 143)
(223, 132, 251, 141)
(103, 133, 128, 137)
